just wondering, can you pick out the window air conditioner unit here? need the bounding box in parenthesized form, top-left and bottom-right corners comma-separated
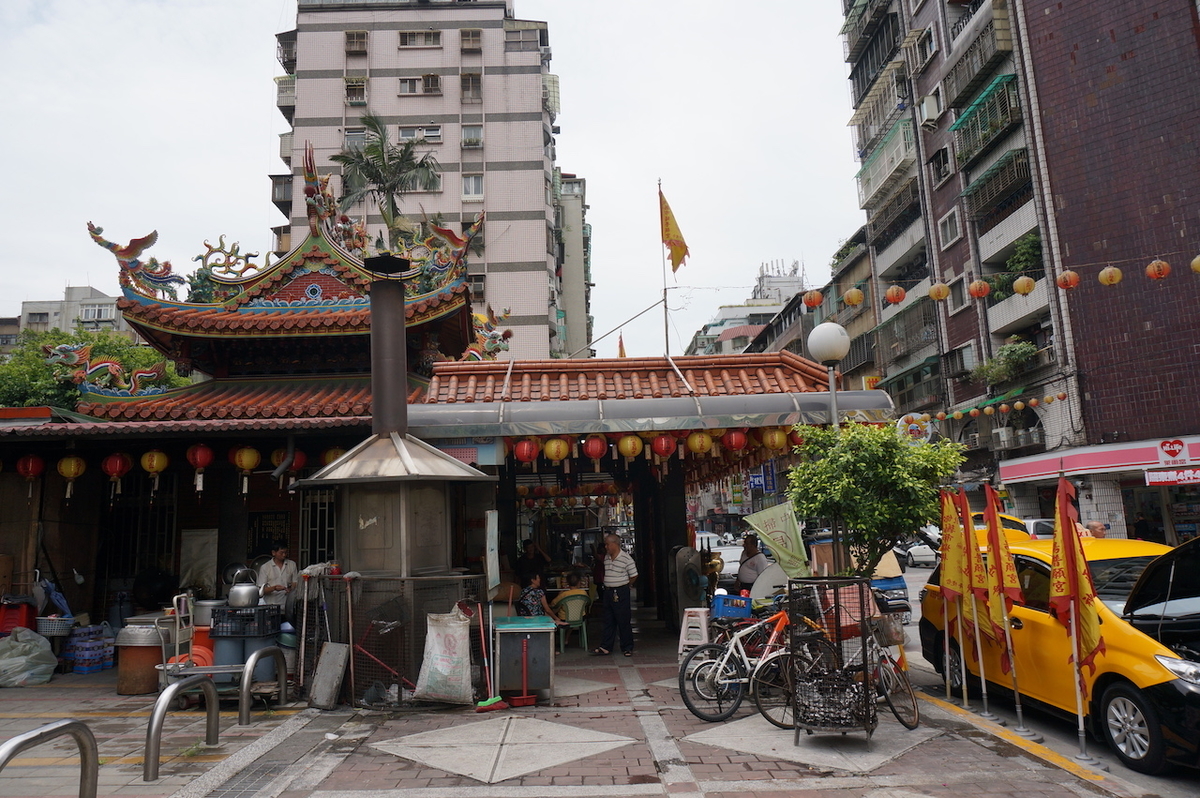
(965, 433, 980, 450)
(992, 427, 1013, 449)
(918, 95, 940, 130)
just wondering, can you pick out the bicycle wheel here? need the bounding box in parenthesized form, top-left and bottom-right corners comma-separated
(679, 643, 746, 722)
(752, 638, 841, 729)
(877, 651, 920, 729)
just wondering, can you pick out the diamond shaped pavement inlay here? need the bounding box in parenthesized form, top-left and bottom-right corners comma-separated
(370, 715, 635, 783)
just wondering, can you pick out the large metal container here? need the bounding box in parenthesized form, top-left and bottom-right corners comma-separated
(115, 624, 165, 695)
(193, 600, 225, 626)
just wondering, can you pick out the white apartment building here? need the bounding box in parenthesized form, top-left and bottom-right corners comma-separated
(272, 0, 576, 359)
(21, 287, 137, 340)
(556, 172, 592, 358)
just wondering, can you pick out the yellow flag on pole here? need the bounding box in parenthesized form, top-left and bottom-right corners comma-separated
(1049, 476, 1106, 696)
(617, 332, 627, 358)
(659, 190, 690, 272)
(938, 490, 968, 602)
(983, 484, 1024, 671)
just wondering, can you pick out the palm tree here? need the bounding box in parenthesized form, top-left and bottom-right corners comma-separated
(329, 113, 441, 252)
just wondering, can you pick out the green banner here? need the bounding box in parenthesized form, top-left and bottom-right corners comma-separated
(745, 503, 810, 578)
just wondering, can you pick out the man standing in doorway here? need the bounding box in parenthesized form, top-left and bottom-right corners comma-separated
(593, 533, 638, 657)
(258, 542, 298, 606)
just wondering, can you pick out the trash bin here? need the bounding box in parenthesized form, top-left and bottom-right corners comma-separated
(244, 636, 280, 682)
(115, 625, 165, 695)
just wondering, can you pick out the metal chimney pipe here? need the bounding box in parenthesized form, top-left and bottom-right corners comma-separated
(366, 256, 410, 436)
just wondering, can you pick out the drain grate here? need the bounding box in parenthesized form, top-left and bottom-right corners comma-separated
(204, 762, 287, 798)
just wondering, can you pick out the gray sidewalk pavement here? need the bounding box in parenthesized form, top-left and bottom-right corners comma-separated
(0, 615, 1157, 798)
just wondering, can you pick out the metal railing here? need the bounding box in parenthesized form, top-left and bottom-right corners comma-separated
(239, 647, 289, 725)
(144, 675, 219, 782)
(0, 719, 98, 798)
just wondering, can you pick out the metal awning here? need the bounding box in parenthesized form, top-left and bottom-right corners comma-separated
(294, 431, 494, 488)
(405, 390, 895, 439)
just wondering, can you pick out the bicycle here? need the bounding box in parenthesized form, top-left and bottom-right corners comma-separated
(678, 608, 840, 724)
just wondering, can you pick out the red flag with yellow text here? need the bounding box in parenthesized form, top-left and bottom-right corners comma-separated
(1048, 476, 1106, 696)
(659, 190, 690, 272)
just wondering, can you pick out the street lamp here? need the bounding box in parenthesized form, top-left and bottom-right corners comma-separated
(807, 321, 852, 574)
(807, 322, 851, 428)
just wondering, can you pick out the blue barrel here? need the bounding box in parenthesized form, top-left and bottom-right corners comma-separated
(243, 636, 280, 682)
(212, 638, 242, 684)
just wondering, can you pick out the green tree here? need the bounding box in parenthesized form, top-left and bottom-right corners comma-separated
(329, 113, 441, 252)
(787, 423, 963, 577)
(0, 329, 189, 409)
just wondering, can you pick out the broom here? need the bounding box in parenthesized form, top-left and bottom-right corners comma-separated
(475, 602, 508, 711)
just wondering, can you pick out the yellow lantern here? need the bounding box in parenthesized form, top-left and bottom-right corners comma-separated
(927, 282, 950, 301)
(542, 437, 571, 472)
(1191, 254, 1200, 274)
(57, 455, 86, 500)
(617, 434, 643, 460)
(233, 446, 260, 495)
(686, 431, 713, 455)
(321, 447, 346, 466)
(1013, 275, 1036, 295)
(842, 287, 864, 307)
(141, 449, 169, 495)
(1098, 265, 1123, 285)
(760, 427, 788, 451)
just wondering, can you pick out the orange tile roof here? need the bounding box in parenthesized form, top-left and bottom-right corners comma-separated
(715, 324, 765, 343)
(423, 351, 830, 404)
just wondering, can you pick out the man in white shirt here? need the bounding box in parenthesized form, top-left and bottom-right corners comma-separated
(736, 534, 770, 593)
(593, 533, 638, 656)
(257, 542, 298, 607)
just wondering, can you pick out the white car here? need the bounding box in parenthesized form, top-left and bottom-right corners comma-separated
(905, 526, 941, 568)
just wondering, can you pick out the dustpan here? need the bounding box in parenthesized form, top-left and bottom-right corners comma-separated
(509, 637, 537, 707)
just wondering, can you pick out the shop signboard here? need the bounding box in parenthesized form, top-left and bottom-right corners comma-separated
(1146, 469, 1200, 486)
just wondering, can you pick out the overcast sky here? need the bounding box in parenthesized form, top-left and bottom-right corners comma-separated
(1, 1, 866, 358)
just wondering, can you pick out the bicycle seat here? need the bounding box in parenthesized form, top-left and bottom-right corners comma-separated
(710, 617, 754, 631)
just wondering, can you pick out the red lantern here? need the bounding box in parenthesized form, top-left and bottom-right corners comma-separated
(186, 443, 214, 494)
(608, 495, 620, 507)
(968, 279, 991, 299)
(788, 430, 805, 447)
(998, 404, 1011, 414)
(141, 449, 168, 496)
(616, 434, 643, 460)
(533, 485, 548, 498)
(524, 498, 536, 509)
(1027, 397, 1040, 408)
(102, 452, 133, 500)
(720, 429, 748, 452)
(650, 434, 677, 459)
(1098, 266, 1123, 286)
(269, 448, 308, 488)
(581, 435, 607, 472)
(842, 287, 864, 307)
(969, 408, 981, 418)
(1146, 259, 1171, 280)
(686, 431, 713, 456)
(1013, 275, 1036, 295)
(928, 282, 950, 302)
(885, 285, 907, 304)
(1057, 392, 1068, 401)
(1056, 270, 1080, 290)
(513, 438, 539, 464)
(57, 455, 86, 500)
(17, 454, 44, 498)
(802, 290, 824, 309)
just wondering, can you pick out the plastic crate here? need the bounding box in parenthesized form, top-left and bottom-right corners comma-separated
(711, 594, 752, 618)
(209, 605, 282, 638)
(0, 603, 36, 636)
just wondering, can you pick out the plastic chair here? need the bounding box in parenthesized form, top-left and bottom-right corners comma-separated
(556, 594, 591, 653)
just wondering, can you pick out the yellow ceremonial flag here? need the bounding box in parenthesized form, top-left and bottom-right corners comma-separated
(659, 190, 690, 272)
(938, 490, 968, 602)
(1048, 476, 1106, 696)
(955, 488, 989, 603)
(983, 484, 1024, 670)
(618, 332, 627, 358)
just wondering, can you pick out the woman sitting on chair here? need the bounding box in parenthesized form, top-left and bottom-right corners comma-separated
(517, 573, 567, 625)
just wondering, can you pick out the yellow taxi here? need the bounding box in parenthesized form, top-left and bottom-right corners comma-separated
(919, 537, 1200, 774)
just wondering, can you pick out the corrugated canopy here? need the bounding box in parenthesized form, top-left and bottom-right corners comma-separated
(294, 431, 493, 487)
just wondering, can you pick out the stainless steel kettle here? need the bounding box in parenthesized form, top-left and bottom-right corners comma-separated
(227, 568, 261, 608)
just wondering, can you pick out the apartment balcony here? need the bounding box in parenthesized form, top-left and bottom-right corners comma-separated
(842, 331, 876, 373)
(875, 298, 937, 365)
(850, 60, 907, 155)
(867, 178, 921, 252)
(831, 241, 868, 275)
(943, 14, 1013, 109)
(986, 275, 1049, 336)
(963, 147, 1028, 215)
(978, 196, 1037, 262)
(856, 119, 915, 209)
(270, 174, 293, 217)
(276, 30, 297, 74)
(952, 75, 1021, 168)
(275, 75, 296, 123)
(278, 131, 294, 165)
(842, 0, 894, 63)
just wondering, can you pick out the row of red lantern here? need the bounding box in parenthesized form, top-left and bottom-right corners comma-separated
(518, 494, 632, 510)
(508, 428, 804, 471)
(515, 482, 622, 498)
(804, 256, 1200, 310)
(6, 445, 348, 501)
(900, 391, 1069, 423)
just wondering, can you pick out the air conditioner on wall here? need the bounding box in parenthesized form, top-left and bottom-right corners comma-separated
(965, 433, 980, 449)
(918, 95, 940, 129)
(992, 427, 1013, 449)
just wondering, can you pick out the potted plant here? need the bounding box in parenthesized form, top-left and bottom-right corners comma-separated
(969, 338, 1039, 385)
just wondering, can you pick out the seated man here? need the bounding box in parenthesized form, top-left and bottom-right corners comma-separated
(735, 534, 770, 593)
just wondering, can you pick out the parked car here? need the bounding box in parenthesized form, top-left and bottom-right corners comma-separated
(919, 537, 1200, 774)
(1024, 518, 1057, 539)
(969, 511, 1032, 541)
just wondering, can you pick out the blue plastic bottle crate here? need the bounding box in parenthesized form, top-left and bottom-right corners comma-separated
(711, 595, 752, 618)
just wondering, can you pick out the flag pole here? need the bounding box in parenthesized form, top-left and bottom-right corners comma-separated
(955, 602, 971, 709)
(942, 593, 953, 701)
(969, 593, 999, 721)
(1068, 601, 1100, 764)
(1001, 615, 1042, 740)
(658, 179, 670, 356)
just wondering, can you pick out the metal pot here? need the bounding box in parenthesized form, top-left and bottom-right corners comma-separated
(193, 599, 226, 626)
(227, 568, 261, 608)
